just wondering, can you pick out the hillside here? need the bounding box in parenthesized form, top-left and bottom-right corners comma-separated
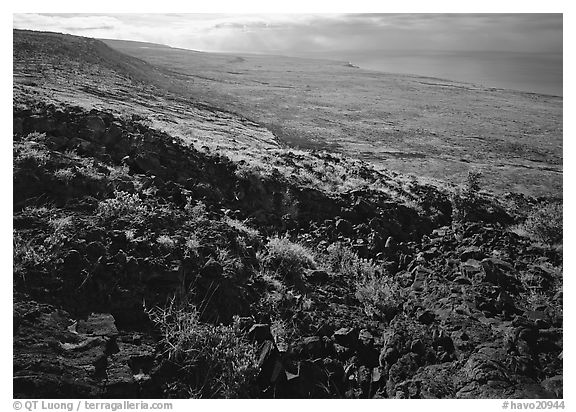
(13, 30, 563, 399)
(103, 38, 562, 198)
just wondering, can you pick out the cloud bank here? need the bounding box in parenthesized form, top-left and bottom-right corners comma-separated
(13, 13, 562, 55)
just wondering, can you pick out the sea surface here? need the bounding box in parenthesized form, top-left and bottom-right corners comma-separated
(312, 50, 563, 97)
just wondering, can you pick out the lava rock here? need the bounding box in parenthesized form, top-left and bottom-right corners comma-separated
(248, 324, 273, 344)
(301, 336, 324, 358)
(459, 246, 486, 261)
(333, 327, 358, 349)
(77, 313, 118, 337)
(335, 219, 354, 237)
(200, 259, 224, 279)
(85, 115, 106, 140)
(454, 276, 473, 285)
(540, 375, 563, 398)
(417, 310, 436, 325)
(379, 346, 399, 367)
(410, 339, 426, 356)
(305, 269, 330, 283)
(256, 340, 283, 388)
(85, 241, 107, 261)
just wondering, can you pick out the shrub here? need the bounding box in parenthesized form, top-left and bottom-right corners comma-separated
(97, 191, 147, 222)
(323, 243, 403, 320)
(148, 299, 258, 398)
(14, 138, 50, 168)
(451, 170, 483, 224)
(185, 234, 200, 255)
(215, 246, 244, 275)
(257, 268, 313, 321)
(325, 242, 376, 278)
(224, 217, 260, 240)
(13, 231, 48, 283)
(53, 167, 76, 183)
(465, 170, 482, 194)
(44, 215, 75, 252)
(185, 198, 207, 221)
(270, 318, 294, 352)
(279, 188, 299, 219)
(259, 235, 316, 284)
(355, 271, 403, 321)
(523, 202, 562, 245)
(108, 164, 131, 181)
(157, 234, 177, 250)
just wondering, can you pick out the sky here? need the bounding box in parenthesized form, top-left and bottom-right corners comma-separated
(13, 13, 562, 56)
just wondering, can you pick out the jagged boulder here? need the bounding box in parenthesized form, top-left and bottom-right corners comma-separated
(14, 298, 158, 398)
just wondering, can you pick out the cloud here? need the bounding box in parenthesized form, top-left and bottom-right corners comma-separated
(14, 14, 123, 32)
(13, 13, 562, 54)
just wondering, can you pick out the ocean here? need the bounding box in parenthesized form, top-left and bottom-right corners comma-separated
(315, 50, 563, 97)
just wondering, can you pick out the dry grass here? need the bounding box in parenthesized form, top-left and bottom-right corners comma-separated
(355, 271, 404, 320)
(259, 235, 316, 286)
(523, 202, 562, 245)
(147, 298, 258, 398)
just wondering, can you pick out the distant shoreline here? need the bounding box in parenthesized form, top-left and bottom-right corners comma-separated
(337, 51, 562, 97)
(349, 61, 563, 98)
(97, 36, 563, 97)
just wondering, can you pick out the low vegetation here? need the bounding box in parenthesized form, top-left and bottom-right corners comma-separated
(148, 299, 259, 398)
(259, 235, 316, 287)
(523, 201, 563, 245)
(355, 269, 403, 321)
(450, 170, 483, 224)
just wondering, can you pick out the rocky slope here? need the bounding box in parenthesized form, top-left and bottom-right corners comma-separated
(13, 30, 563, 399)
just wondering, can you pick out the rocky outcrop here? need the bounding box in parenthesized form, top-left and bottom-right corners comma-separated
(250, 220, 562, 399)
(13, 296, 158, 398)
